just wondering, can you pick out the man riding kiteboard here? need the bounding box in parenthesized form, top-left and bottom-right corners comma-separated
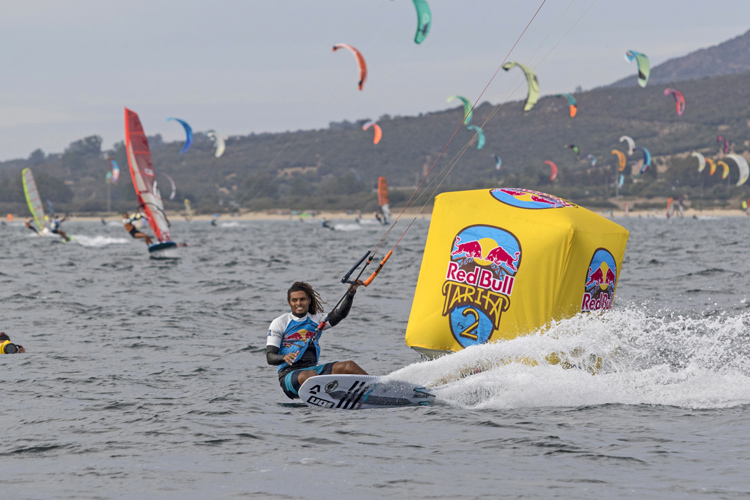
(265, 281, 367, 400)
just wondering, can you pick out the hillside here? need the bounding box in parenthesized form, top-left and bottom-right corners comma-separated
(2, 49, 750, 216)
(609, 29, 750, 87)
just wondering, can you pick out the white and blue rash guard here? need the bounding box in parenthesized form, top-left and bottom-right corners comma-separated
(265, 290, 356, 379)
(266, 311, 328, 377)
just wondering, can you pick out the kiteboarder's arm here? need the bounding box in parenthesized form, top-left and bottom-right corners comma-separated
(265, 318, 296, 365)
(266, 345, 294, 365)
(266, 346, 299, 365)
(327, 281, 362, 327)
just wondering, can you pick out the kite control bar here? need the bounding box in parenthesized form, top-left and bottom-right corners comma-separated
(340, 248, 392, 287)
(318, 250, 372, 339)
(363, 251, 392, 287)
(341, 251, 370, 284)
(319, 249, 390, 339)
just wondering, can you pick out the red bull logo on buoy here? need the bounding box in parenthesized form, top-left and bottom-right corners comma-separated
(490, 188, 575, 210)
(581, 248, 618, 312)
(443, 225, 522, 348)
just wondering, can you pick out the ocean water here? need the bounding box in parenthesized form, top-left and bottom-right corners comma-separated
(1, 213, 749, 499)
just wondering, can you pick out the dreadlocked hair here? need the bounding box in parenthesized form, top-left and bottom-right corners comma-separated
(287, 281, 326, 314)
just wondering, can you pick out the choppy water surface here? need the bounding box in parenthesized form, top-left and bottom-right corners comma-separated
(1, 214, 750, 499)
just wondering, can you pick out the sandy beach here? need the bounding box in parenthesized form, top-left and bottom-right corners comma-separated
(61, 206, 749, 223)
(67, 208, 431, 223)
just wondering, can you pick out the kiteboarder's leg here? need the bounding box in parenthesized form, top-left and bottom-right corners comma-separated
(25, 220, 38, 234)
(283, 368, 318, 399)
(131, 228, 153, 246)
(295, 360, 367, 386)
(285, 361, 367, 398)
(331, 360, 367, 375)
(49, 226, 68, 241)
(280, 362, 336, 399)
(126, 223, 153, 246)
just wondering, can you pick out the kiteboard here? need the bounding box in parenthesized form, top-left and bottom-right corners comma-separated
(298, 374, 435, 410)
(50, 235, 74, 244)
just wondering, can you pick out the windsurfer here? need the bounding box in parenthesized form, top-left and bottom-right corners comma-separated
(0, 332, 25, 354)
(122, 212, 153, 246)
(265, 281, 367, 400)
(25, 218, 38, 234)
(49, 215, 70, 242)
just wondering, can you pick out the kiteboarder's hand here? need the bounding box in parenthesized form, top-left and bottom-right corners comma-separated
(283, 352, 298, 364)
(348, 280, 364, 292)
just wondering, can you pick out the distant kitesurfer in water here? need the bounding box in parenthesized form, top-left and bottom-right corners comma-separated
(0, 332, 25, 354)
(122, 212, 153, 246)
(48, 215, 70, 242)
(265, 281, 367, 400)
(25, 218, 38, 234)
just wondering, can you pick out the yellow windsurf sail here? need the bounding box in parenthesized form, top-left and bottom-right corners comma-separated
(184, 198, 194, 221)
(22, 168, 46, 232)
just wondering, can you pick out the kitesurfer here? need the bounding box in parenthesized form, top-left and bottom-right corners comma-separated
(0, 332, 25, 354)
(122, 212, 153, 246)
(265, 281, 367, 400)
(49, 215, 70, 242)
(24, 218, 38, 235)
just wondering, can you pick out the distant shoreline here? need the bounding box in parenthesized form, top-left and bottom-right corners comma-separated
(52, 206, 750, 222)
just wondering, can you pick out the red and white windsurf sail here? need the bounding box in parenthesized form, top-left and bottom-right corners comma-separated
(124, 107, 172, 243)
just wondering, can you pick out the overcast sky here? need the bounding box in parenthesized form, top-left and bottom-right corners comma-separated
(1, 0, 749, 162)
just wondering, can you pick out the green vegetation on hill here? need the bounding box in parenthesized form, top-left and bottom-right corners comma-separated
(2, 69, 750, 216)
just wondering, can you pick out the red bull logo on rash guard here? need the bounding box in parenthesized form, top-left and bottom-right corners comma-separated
(283, 328, 316, 349)
(581, 248, 618, 312)
(443, 224, 522, 349)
